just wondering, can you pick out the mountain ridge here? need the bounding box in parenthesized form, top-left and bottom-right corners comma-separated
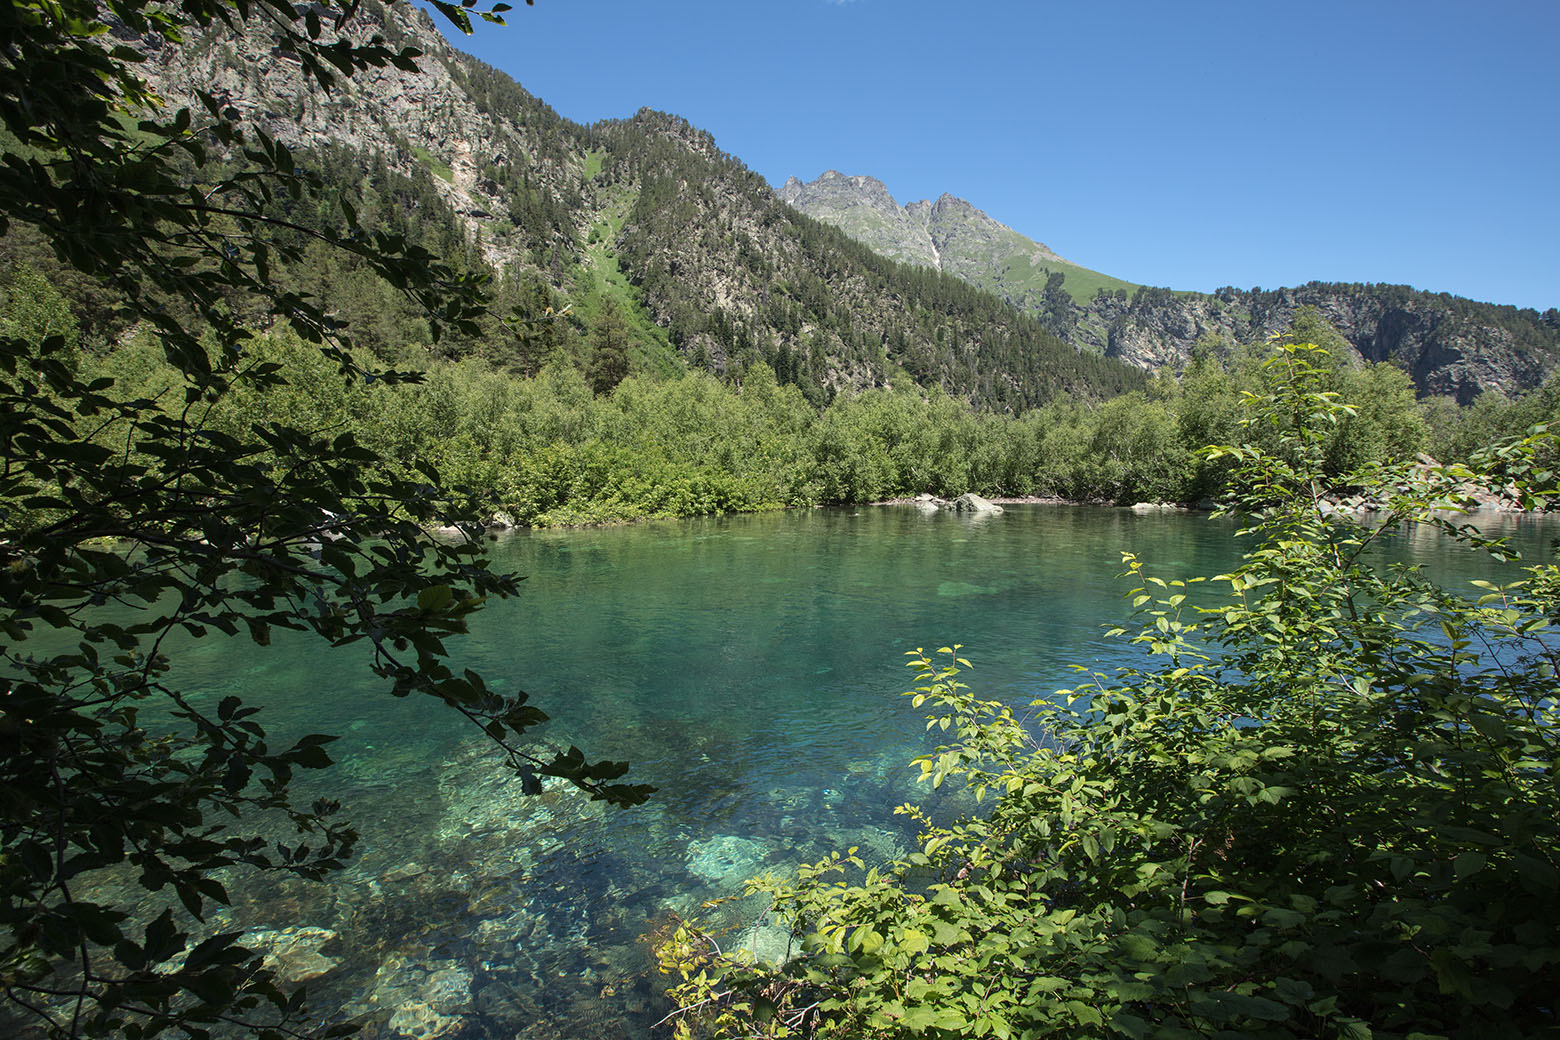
(775, 170, 1141, 309)
(780, 170, 1560, 401)
(131, 2, 1142, 409)
(135, 4, 1559, 404)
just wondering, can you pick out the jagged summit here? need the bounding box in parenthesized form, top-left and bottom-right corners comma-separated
(777, 171, 1069, 275)
(777, 171, 938, 267)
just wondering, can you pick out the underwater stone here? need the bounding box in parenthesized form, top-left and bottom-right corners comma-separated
(383, 862, 428, 884)
(387, 1001, 465, 1039)
(685, 835, 768, 886)
(733, 921, 797, 966)
(242, 925, 340, 983)
(436, 740, 609, 847)
(366, 955, 474, 1039)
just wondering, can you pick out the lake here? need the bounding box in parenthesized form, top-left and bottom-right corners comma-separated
(157, 504, 1559, 1039)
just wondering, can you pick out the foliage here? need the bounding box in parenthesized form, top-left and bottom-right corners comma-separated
(74, 318, 1520, 532)
(0, 0, 657, 1037)
(654, 343, 1560, 1039)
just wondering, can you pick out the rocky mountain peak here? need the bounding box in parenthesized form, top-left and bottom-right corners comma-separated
(129, 8, 1559, 403)
(777, 170, 938, 267)
(784, 171, 1091, 309)
(779, 170, 901, 219)
(784, 172, 1560, 397)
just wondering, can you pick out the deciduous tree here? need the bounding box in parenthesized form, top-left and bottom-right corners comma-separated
(0, 1, 648, 1036)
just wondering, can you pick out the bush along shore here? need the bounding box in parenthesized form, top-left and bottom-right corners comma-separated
(653, 342, 1560, 1040)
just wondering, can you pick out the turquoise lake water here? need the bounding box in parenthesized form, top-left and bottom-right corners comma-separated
(153, 505, 1559, 1038)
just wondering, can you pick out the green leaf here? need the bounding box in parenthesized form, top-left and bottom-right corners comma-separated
(1066, 1000, 1102, 1026)
(1453, 851, 1486, 879)
(418, 584, 454, 611)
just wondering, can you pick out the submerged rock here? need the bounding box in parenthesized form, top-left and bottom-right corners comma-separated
(243, 925, 340, 983)
(387, 1001, 466, 1040)
(686, 835, 768, 886)
(363, 954, 474, 1039)
(435, 740, 610, 850)
(733, 921, 797, 966)
(947, 493, 1003, 514)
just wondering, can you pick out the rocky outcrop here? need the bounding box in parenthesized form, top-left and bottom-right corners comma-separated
(783, 173, 1560, 400)
(138, 3, 583, 271)
(134, 5, 1558, 404)
(1089, 284, 1560, 402)
(779, 172, 1067, 276)
(138, 12, 1136, 409)
(778, 172, 941, 267)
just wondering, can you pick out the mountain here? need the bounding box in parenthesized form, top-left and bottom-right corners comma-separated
(777, 171, 1139, 306)
(130, 2, 1143, 411)
(780, 173, 1560, 402)
(122, 5, 1560, 407)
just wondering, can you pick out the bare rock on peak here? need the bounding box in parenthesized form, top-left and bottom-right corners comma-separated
(778, 170, 938, 267)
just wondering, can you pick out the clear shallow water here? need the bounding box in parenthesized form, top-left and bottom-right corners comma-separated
(157, 505, 1559, 1039)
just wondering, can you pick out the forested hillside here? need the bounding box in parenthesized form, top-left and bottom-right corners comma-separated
(5, 0, 1555, 531)
(127, 0, 1141, 411)
(124, 1, 1560, 408)
(1080, 280, 1560, 401)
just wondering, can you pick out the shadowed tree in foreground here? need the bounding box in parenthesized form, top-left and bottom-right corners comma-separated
(0, 0, 650, 1035)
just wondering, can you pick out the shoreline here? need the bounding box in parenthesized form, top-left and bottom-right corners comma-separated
(432, 491, 1551, 539)
(868, 494, 1101, 508)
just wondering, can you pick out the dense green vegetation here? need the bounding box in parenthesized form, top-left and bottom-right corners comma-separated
(655, 345, 1560, 1039)
(138, 18, 1157, 413)
(12, 241, 1555, 532)
(595, 109, 1147, 411)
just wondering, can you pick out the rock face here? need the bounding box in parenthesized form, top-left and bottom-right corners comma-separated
(137, 5, 580, 272)
(133, 11, 1138, 410)
(132, 6, 1558, 403)
(777, 171, 1137, 313)
(1087, 284, 1560, 402)
(778, 172, 942, 267)
(779, 171, 1066, 273)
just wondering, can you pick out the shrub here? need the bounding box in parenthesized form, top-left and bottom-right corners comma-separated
(655, 344, 1559, 1039)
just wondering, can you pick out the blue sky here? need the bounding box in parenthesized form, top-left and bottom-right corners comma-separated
(442, 0, 1558, 311)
